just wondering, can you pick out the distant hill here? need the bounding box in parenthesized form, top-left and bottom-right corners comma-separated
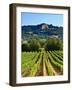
(22, 23, 63, 40)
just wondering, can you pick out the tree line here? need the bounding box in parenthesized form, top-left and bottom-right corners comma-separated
(22, 37, 63, 52)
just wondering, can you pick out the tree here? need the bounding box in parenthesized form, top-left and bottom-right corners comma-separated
(28, 39, 40, 51)
(44, 38, 63, 51)
(22, 38, 41, 52)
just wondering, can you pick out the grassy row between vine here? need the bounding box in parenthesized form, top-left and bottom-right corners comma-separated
(21, 50, 63, 77)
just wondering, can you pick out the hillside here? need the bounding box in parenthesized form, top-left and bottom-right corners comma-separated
(22, 23, 63, 40)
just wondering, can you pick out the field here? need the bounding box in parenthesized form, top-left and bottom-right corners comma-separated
(21, 49, 63, 77)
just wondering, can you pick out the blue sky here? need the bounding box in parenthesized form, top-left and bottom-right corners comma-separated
(21, 12, 63, 27)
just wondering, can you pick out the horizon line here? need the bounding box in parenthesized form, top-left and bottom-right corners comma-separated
(21, 23, 63, 27)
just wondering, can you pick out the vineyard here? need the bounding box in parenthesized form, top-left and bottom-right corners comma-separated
(21, 50, 63, 77)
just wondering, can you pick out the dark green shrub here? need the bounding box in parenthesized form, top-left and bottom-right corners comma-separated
(22, 39, 41, 52)
(44, 38, 63, 51)
(28, 39, 40, 51)
(22, 43, 30, 52)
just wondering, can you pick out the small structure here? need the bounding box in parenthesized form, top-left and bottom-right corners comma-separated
(49, 35, 59, 38)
